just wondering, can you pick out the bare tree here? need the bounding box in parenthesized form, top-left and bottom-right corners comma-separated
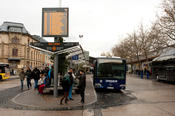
(112, 32, 143, 70)
(112, 38, 131, 59)
(100, 52, 106, 56)
(159, 0, 175, 46)
(100, 51, 112, 57)
(148, 22, 169, 54)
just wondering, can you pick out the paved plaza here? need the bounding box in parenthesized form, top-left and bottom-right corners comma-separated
(0, 74, 175, 116)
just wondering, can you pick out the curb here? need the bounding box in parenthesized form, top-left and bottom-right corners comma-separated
(10, 76, 97, 111)
(10, 76, 19, 80)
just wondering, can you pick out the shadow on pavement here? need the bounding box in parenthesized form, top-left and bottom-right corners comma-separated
(95, 88, 136, 109)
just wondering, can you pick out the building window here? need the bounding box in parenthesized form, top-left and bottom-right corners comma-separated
(28, 38, 30, 45)
(31, 51, 33, 59)
(12, 36, 19, 43)
(27, 48, 30, 58)
(12, 48, 18, 56)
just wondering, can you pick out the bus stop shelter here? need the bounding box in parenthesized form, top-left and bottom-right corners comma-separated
(29, 44, 85, 97)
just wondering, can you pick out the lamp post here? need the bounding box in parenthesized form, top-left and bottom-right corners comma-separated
(53, 0, 62, 97)
(59, 0, 62, 7)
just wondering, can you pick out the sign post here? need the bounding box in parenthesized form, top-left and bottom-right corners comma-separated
(42, 7, 70, 97)
(54, 44, 58, 97)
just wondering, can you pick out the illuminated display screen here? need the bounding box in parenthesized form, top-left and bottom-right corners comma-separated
(42, 8, 69, 37)
(30, 42, 79, 52)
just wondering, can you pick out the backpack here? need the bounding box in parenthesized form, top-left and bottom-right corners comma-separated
(62, 74, 70, 87)
(26, 70, 32, 78)
(44, 76, 50, 87)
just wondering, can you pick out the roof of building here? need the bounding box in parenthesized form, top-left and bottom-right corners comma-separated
(0, 21, 28, 34)
(153, 47, 175, 62)
(0, 21, 47, 42)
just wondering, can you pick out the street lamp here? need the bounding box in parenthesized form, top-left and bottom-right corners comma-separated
(79, 35, 83, 38)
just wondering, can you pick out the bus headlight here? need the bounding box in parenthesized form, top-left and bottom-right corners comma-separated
(120, 84, 126, 87)
(120, 84, 126, 89)
(95, 83, 102, 88)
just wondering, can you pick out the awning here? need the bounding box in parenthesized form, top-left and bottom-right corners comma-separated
(29, 44, 86, 60)
(152, 55, 175, 62)
(8, 58, 21, 61)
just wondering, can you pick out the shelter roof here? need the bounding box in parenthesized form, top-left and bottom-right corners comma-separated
(153, 47, 175, 62)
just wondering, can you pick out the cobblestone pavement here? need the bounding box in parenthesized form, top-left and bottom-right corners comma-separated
(3, 74, 174, 116)
(0, 75, 97, 110)
(0, 77, 20, 91)
(0, 85, 29, 109)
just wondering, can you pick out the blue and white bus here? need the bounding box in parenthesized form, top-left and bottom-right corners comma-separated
(93, 57, 127, 90)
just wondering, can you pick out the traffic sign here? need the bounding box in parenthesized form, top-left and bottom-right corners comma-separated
(30, 42, 79, 52)
(72, 55, 79, 60)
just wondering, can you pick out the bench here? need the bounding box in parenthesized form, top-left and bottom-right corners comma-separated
(43, 84, 79, 93)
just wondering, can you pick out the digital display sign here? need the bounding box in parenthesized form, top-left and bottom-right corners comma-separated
(30, 42, 79, 52)
(42, 8, 69, 37)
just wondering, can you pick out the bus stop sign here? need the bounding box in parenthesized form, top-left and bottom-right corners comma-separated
(72, 55, 79, 60)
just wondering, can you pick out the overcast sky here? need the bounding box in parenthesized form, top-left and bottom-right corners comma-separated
(0, 0, 163, 57)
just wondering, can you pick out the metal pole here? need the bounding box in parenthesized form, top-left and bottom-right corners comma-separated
(70, 58, 73, 68)
(54, 54, 58, 97)
(54, 37, 59, 97)
(59, 0, 62, 7)
(53, 0, 62, 97)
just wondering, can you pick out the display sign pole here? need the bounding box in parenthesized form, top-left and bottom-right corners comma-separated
(53, 37, 59, 97)
(59, 0, 62, 7)
(53, 0, 62, 97)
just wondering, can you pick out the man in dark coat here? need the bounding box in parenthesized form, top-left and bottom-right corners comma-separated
(19, 68, 25, 91)
(78, 70, 86, 103)
(25, 67, 32, 90)
(32, 67, 40, 89)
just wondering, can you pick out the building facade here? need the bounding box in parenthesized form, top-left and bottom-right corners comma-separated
(0, 22, 52, 72)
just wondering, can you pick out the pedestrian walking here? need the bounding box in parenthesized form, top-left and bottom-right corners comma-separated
(60, 73, 71, 105)
(68, 68, 74, 100)
(32, 67, 40, 89)
(19, 68, 25, 91)
(78, 70, 86, 103)
(25, 67, 32, 90)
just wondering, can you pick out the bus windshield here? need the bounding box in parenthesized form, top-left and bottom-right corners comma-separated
(97, 62, 125, 79)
